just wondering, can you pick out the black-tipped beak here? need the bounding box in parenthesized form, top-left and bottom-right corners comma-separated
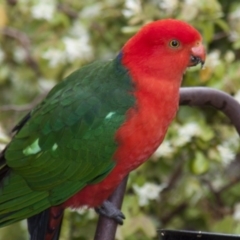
(190, 55, 205, 68)
(188, 43, 206, 68)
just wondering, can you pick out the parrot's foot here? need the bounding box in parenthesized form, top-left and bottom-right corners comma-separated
(95, 200, 125, 225)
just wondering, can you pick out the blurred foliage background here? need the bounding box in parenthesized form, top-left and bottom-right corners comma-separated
(1, 0, 240, 239)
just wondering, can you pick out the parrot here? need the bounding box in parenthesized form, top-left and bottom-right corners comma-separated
(0, 19, 205, 240)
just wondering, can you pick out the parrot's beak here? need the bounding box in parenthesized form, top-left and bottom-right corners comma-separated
(188, 43, 206, 68)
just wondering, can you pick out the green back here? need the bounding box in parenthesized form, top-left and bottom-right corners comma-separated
(0, 55, 135, 226)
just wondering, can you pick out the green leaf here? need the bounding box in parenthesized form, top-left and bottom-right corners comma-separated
(189, 151, 209, 175)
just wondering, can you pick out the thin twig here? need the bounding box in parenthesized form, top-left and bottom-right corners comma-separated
(201, 178, 224, 207)
(57, 4, 78, 19)
(162, 159, 184, 192)
(0, 93, 46, 112)
(6, 0, 17, 5)
(161, 202, 188, 225)
(218, 175, 240, 194)
(0, 27, 41, 76)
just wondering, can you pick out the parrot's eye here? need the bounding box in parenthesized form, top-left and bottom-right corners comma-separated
(169, 40, 180, 48)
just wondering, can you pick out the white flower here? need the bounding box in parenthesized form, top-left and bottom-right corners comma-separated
(0, 125, 9, 151)
(31, 2, 55, 21)
(63, 36, 93, 62)
(234, 90, 240, 104)
(230, 7, 240, 19)
(71, 206, 96, 220)
(80, 3, 102, 18)
(217, 143, 235, 166)
(184, 0, 199, 4)
(233, 203, 240, 221)
(38, 78, 56, 92)
(180, 0, 199, 21)
(205, 50, 221, 69)
(0, 48, 4, 63)
(42, 22, 93, 67)
(60, 22, 93, 63)
(72, 205, 88, 215)
(224, 50, 235, 63)
(229, 31, 240, 42)
(122, 0, 141, 18)
(13, 46, 27, 63)
(133, 183, 166, 206)
(153, 141, 175, 158)
(42, 49, 66, 68)
(69, 22, 89, 38)
(159, 0, 178, 13)
(174, 122, 201, 147)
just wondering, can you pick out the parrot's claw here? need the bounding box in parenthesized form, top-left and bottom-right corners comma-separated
(95, 200, 125, 225)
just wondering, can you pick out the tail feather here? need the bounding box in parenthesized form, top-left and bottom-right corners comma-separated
(27, 207, 64, 240)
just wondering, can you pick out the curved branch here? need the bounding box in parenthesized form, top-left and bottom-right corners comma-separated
(180, 87, 240, 136)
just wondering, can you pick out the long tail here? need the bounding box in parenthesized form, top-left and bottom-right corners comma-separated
(27, 206, 64, 240)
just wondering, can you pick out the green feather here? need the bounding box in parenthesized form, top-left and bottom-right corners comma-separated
(0, 55, 135, 226)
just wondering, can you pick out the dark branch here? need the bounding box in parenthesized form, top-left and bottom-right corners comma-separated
(201, 178, 224, 207)
(179, 87, 240, 136)
(161, 202, 188, 225)
(94, 176, 128, 240)
(0, 93, 46, 112)
(57, 4, 78, 19)
(162, 159, 184, 192)
(218, 175, 240, 194)
(0, 27, 41, 76)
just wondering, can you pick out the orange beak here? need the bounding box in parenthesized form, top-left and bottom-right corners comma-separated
(188, 43, 206, 68)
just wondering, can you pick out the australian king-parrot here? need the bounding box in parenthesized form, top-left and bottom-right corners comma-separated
(0, 19, 205, 239)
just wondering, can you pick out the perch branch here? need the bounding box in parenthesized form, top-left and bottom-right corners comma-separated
(179, 87, 240, 136)
(94, 175, 129, 240)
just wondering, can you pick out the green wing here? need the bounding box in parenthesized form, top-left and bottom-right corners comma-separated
(0, 56, 135, 226)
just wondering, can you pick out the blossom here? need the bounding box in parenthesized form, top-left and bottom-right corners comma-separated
(31, 2, 55, 21)
(153, 141, 175, 159)
(184, 0, 199, 4)
(122, 0, 141, 18)
(133, 182, 166, 206)
(224, 50, 235, 63)
(174, 122, 201, 147)
(159, 0, 178, 14)
(13, 46, 27, 63)
(233, 203, 240, 221)
(217, 143, 235, 166)
(230, 7, 240, 19)
(0, 48, 4, 63)
(71, 206, 96, 220)
(234, 90, 240, 104)
(42, 22, 93, 67)
(80, 3, 102, 18)
(204, 50, 221, 69)
(42, 49, 66, 68)
(63, 36, 93, 62)
(180, 0, 199, 21)
(38, 78, 56, 92)
(0, 125, 9, 151)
